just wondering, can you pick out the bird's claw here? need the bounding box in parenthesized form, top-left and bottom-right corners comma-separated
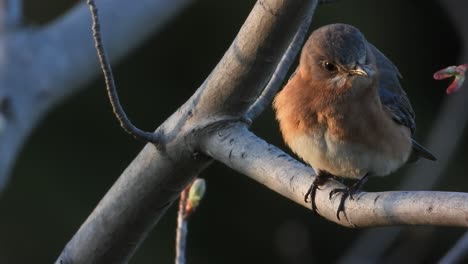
(328, 174, 369, 220)
(304, 171, 332, 213)
(329, 188, 345, 199)
(328, 188, 351, 220)
(305, 182, 321, 212)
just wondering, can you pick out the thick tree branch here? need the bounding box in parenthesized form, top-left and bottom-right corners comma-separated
(201, 124, 468, 228)
(0, 0, 194, 191)
(56, 1, 318, 263)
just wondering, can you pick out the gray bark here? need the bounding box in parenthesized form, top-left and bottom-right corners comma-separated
(56, 1, 318, 263)
(201, 124, 468, 228)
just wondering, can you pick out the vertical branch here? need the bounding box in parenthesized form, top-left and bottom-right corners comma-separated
(86, 0, 162, 146)
(244, 5, 314, 121)
(175, 178, 205, 264)
(175, 186, 190, 264)
(57, 1, 318, 263)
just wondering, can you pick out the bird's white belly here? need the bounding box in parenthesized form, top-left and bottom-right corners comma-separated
(288, 132, 408, 179)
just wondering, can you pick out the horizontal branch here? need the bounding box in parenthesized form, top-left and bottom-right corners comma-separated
(87, 0, 163, 146)
(200, 124, 468, 228)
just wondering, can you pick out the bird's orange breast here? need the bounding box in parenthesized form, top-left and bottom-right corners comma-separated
(273, 72, 412, 178)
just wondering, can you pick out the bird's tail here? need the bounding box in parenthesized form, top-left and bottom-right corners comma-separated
(411, 139, 437, 161)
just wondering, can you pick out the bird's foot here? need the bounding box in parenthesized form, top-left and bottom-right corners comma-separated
(329, 174, 369, 220)
(305, 171, 332, 213)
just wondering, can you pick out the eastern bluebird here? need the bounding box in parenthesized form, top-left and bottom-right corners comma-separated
(273, 24, 436, 219)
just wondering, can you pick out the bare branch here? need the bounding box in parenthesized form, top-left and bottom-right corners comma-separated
(56, 1, 318, 263)
(86, 0, 162, 146)
(175, 185, 189, 264)
(200, 124, 468, 228)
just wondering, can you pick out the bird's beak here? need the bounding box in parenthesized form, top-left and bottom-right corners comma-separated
(349, 64, 371, 77)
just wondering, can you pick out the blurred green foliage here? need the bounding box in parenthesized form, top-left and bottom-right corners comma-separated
(0, 0, 464, 263)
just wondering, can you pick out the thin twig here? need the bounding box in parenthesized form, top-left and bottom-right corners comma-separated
(244, 4, 313, 121)
(86, 0, 162, 147)
(175, 185, 190, 264)
(175, 178, 206, 264)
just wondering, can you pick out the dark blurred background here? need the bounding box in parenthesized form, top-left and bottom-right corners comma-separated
(0, 0, 465, 263)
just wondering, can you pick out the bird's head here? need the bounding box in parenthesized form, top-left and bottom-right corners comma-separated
(299, 23, 377, 91)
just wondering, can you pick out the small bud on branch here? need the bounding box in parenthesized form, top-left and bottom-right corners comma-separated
(434, 64, 468, 94)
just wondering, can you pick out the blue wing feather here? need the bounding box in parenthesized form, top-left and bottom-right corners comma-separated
(369, 43, 416, 134)
(369, 43, 436, 161)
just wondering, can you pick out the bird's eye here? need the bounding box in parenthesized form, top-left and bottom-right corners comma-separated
(322, 61, 337, 72)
